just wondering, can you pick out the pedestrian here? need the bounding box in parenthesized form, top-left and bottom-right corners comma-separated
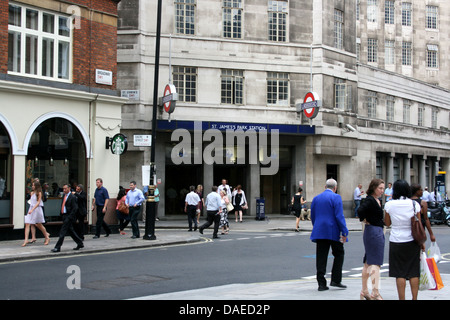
(91, 178, 112, 239)
(220, 190, 230, 235)
(291, 187, 305, 231)
(310, 178, 348, 291)
(51, 184, 84, 252)
(196, 184, 204, 224)
(422, 187, 431, 202)
(354, 183, 364, 218)
(411, 183, 436, 243)
(384, 179, 422, 300)
(199, 186, 222, 239)
(218, 179, 232, 199)
(184, 185, 201, 231)
(357, 178, 385, 300)
(116, 187, 130, 235)
(126, 181, 145, 239)
(384, 182, 393, 203)
(72, 184, 87, 240)
(232, 185, 247, 223)
(22, 181, 50, 247)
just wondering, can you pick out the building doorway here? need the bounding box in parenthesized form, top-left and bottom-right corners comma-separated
(26, 117, 86, 221)
(165, 164, 202, 215)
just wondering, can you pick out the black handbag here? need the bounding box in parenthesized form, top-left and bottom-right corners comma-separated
(411, 200, 426, 245)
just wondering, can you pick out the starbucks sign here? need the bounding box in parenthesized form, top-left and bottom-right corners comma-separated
(110, 133, 128, 155)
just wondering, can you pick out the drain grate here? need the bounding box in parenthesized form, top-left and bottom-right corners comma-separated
(83, 274, 170, 290)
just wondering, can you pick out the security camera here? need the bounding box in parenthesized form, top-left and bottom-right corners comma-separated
(345, 124, 356, 132)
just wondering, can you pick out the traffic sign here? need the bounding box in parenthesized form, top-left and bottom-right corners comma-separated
(161, 84, 178, 114)
(301, 92, 321, 119)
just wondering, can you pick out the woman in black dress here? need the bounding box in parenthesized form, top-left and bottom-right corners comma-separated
(357, 178, 385, 300)
(291, 187, 305, 232)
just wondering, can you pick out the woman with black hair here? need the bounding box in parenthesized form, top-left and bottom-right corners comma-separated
(384, 179, 422, 300)
(116, 187, 129, 235)
(357, 178, 385, 300)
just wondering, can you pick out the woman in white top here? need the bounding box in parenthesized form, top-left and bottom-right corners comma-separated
(384, 179, 422, 300)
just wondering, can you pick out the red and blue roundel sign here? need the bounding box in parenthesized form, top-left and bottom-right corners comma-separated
(302, 92, 321, 119)
(162, 84, 177, 114)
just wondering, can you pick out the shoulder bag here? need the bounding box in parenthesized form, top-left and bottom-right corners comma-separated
(118, 201, 129, 215)
(411, 200, 426, 245)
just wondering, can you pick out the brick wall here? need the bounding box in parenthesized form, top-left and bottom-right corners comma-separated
(0, 0, 119, 91)
(0, 0, 8, 74)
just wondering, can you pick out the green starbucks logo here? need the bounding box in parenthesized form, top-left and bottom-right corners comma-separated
(110, 134, 128, 155)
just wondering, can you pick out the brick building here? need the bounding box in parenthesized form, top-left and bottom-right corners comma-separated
(0, 0, 126, 239)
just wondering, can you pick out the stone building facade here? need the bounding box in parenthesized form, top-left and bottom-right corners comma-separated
(116, 0, 450, 217)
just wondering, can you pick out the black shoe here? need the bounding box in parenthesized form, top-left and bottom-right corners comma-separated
(73, 244, 84, 250)
(318, 285, 329, 291)
(330, 281, 347, 289)
(213, 236, 220, 239)
(199, 227, 203, 234)
(93, 235, 100, 239)
(51, 248, 60, 253)
(105, 233, 110, 237)
(188, 229, 193, 232)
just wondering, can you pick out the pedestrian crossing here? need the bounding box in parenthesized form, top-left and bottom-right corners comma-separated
(301, 263, 390, 280)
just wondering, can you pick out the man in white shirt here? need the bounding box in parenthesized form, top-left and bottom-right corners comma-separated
(218, 179, 231, 199)
(185, 185, 201, 231)
(422, 187, 431, 202)
(353, 184, 364, 218)
(199, 186, 222, 239)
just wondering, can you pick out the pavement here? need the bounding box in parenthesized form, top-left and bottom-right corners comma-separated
(1, 215, 449, 300)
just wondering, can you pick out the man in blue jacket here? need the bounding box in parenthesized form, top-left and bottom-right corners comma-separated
(310, 178, 349, 291)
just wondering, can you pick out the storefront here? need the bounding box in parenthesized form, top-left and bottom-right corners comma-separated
(0, 80, 124, 239)
(148, 119, 315, 218)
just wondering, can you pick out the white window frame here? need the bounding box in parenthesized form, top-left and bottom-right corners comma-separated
(367, 91, 377, 118)
(425, 5, 438, 30)
(426, 45, 439, 69)
(385, 40, 395, 65)
(367, 0, 378, 23)
(7, 3, 73, 83)
(386, 95, 395, 121)
(368, 38, 377, 63)
(223, 0, 243, 39)
(402, 41, 412, 66)
(334, 78, 352, 111)
(268, 1, 288, 42)
(175, 0, 196, 35)
(385, 0, 395, 25)
(267, 72, 289, 106)
(401, 2, 412, 27)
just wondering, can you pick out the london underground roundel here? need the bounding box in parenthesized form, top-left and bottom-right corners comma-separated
(302, 92, 321, 119)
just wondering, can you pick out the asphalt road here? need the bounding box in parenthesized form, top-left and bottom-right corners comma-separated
(0, 227, 449, 301)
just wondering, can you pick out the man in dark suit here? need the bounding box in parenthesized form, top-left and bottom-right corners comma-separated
(51, 184, 84, 252)
(310, 178, 348, 291)
(73, 184, 87, 240)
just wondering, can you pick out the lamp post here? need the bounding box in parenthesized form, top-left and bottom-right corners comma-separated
(143, 0, 162, 240)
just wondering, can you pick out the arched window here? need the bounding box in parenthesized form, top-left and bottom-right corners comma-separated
(26, 118, 86, 221)
(0, 123, 12, 225)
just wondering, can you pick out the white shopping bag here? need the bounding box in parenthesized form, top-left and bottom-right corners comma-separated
(427, 242, 442, 263)
(419, 252, 436, 291)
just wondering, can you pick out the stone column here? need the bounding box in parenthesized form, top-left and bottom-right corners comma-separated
(386, 152, 394, 185)
(403, 154, 411, 184)
(418, 155, 426, 188)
